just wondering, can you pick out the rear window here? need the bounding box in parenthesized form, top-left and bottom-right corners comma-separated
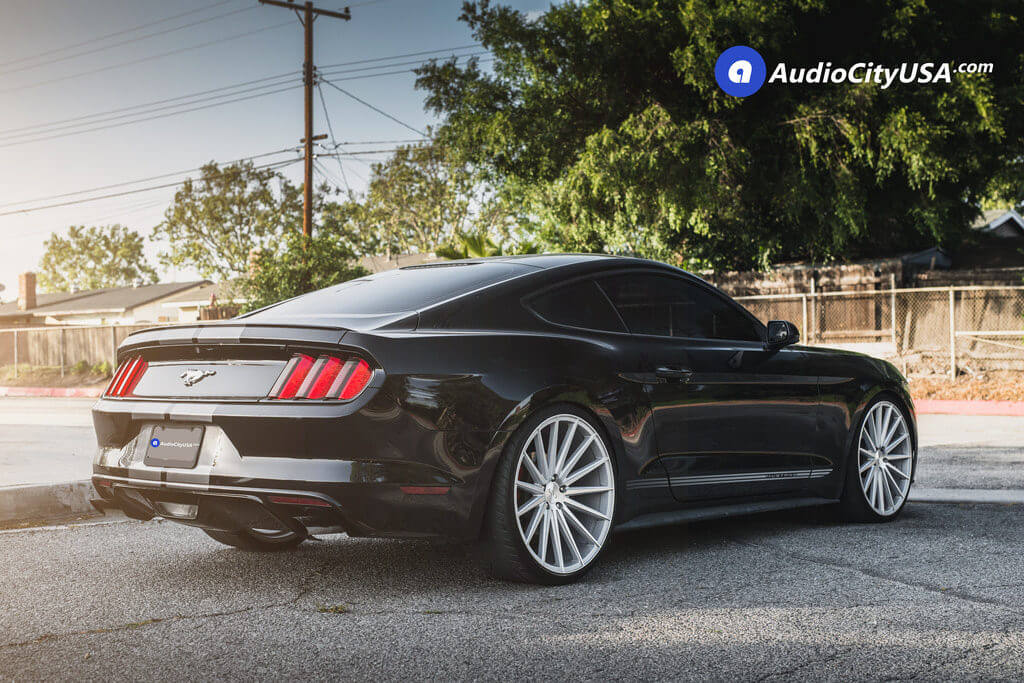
(242, 262, 533, 319)
(528, 279, 626, 333)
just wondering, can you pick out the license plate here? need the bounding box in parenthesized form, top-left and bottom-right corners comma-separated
(144, 425, 204, 469)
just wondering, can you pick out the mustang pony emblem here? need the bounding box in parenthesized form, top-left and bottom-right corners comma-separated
(180, 369, 216, 387)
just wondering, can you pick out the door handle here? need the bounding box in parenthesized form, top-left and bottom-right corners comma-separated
(655, 366, 693, 381)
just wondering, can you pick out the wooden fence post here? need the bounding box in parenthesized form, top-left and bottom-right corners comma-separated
(60, 327, 65, 378)
(801, 294, 808, 342)
(110, 325, 118, 369)
(809, 278, 817, 343)
(948, 287, 956, 381)
(890, 274, 897, 347)
(12, 330, 17, 379)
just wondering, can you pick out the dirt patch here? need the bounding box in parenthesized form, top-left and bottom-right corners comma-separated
(910, 371, 1024, 402)
(0, 365, 109, 389)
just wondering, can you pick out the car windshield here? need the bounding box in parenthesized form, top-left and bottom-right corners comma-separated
(241, 262, 535, 320)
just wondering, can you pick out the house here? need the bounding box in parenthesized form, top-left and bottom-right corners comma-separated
(160, 281, 247, 322)
(972, 208, 1024, 239)
(358, 252, 445, 273)
(0, 272, 209, 327)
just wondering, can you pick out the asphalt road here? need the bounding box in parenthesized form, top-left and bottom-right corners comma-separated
(1, 503, 1023, 680)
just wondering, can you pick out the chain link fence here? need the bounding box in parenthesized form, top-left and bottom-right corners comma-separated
(737, 285, 1024, 378)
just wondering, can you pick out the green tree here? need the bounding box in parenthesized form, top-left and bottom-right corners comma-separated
(238, 231, 368, 312)
(436, 232, 541, 259)
(417, 0, 1024, 270)
(38, 224, 157, 293)
(153, 161, 303, 281)
(361, 142, 520, 257)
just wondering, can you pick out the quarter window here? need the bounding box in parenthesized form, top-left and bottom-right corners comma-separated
(597, 274, 761, 341)
(528, 280, 626, 333)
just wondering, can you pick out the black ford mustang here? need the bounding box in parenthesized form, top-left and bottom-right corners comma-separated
(92, 254, 917, 584)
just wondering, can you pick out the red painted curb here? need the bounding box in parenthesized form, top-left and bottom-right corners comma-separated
(0, 386, 103, 398)
(915, 399, 1024, 417)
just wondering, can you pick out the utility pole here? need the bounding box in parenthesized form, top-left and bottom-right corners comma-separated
(259, 0, 350, 238)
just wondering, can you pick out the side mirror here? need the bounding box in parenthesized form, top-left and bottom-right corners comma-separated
(766, 320, 800, 349)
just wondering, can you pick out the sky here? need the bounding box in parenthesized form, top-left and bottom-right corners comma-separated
(0, 0, 543, 300)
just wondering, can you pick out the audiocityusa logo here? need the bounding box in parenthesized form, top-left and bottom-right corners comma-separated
(714, 45, 994, 98)
(150, 438, 199, 449)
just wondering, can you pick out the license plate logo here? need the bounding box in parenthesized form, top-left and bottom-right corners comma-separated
(144, 425, 204, 469)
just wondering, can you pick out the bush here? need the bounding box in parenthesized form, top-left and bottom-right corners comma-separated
(92, 361, 112, 377)
(70, 360, 90, 374)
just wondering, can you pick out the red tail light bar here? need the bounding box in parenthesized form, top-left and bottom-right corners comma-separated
(269, 354, 373, 401)
(105, 356, 148, 397)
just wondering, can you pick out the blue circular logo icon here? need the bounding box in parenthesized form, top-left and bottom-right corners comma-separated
(150, 438, 160, 448)
(714, 46, 767, 97)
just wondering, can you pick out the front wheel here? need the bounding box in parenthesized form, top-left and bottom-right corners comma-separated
(482, 405, 617, 584)
(839, 397, 914, 522)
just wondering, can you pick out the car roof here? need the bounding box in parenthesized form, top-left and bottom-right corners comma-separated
(399, 253, 632, 271)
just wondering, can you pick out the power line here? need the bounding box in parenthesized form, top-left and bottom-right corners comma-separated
(0, 0, 240, 68)
(318, 44, 480, 70)
(0, 50, 485, 148)
(0, 148, 300, 210)
(319, 57, 495, 84)
(320, 77, 426, 136)
(0, 78, 299, 143)
(316, 82, 351, 193)
(0, 49, 483, 139)
(0, 157, 303, 219)
(0, 71, 298, 137)
(318, 51, 488, 79)
(0, 19, 294, 95)
(0, 84, 301, 149)
(0, 4, 258, 77)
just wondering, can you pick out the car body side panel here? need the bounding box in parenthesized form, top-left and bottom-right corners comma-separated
(800, 347, 917, 498)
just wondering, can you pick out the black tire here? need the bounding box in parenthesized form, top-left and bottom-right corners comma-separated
(480, 403, 618, 585)
(203, 528, 305, 551)
(838, 394, 914, 523)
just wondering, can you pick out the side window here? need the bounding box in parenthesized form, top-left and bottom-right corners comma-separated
(528, 280, 627, 333)
(597, 273, 761, 342)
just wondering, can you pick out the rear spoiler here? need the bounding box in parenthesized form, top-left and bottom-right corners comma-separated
(118, 324, 348, 356)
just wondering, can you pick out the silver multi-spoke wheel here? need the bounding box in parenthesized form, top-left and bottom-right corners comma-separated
(858, 401, 912, 516)
(513, 414, 615, 575)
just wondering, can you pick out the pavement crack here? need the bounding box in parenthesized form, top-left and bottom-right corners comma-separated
(0, 560, 329, 651)
(733, 539, 1024, 616)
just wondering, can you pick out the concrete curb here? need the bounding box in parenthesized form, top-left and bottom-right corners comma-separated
(915, 399, 1024, 417)
(0, 480, 97, 524)
(910, 487, 1024, 505)
(0, 386, 103, 398)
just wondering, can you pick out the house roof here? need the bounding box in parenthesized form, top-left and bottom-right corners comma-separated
(0, 280, 209, 320)
(972, 208, 1024, 233)
(359, 252, 445, 273)
(160, 281, 246, 308)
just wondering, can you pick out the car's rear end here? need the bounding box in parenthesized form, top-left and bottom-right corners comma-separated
(91, 320, 464, 540)
(92, 263, 545, 545)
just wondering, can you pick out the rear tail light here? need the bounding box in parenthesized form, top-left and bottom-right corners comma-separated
(269, 354, 373, 400)
(104, 356, 148, 397)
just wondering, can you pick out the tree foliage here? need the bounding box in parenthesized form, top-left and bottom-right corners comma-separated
(359, 142, 522, 257)
(153, 161, 304, 281)
(416, 0, 1024, 270)
(238, 231, 369, 312)
(38, 224, 157, 293)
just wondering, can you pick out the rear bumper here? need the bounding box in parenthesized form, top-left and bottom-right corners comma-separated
(91, 416, 492, 540)
(91, 472, 464, 539)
